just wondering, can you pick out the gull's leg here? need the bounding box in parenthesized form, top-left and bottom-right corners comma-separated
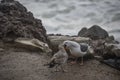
(70, 58, 78, 64)
(55, 65, 59, 72)
(79, 57, 83, 65)
(61, 64, 67, 72)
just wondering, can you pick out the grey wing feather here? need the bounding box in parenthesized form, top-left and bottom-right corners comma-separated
(80, 43, 88, 52)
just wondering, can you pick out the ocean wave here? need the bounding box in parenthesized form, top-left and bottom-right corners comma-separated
(111, 13, 120, 22)
(18, 0, 120, 40)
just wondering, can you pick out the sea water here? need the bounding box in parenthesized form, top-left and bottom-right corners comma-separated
(18, 0, 120, 42)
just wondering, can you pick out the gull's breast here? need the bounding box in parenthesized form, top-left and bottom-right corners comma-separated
(70, 47, 85, 57)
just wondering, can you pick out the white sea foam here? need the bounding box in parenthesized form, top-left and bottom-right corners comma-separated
(18, 0, 120, 41)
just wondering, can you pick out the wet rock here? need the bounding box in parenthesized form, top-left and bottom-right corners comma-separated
(78, 25, 109, 40)
(0, 0, 48, 43)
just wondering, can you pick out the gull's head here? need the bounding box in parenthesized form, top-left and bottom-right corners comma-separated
(63, 40, 72, 50)
(63, 40, 76, 50)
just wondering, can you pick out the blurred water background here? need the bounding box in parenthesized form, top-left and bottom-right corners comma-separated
(18, 0, 120, 41)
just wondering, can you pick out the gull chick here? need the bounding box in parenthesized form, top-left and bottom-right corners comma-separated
(48, 44, 68, 72)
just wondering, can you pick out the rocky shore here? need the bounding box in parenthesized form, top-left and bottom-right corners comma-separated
(0, 0, 120, 80)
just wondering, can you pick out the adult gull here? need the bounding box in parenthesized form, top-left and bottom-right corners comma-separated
(63, 40, 94, 65)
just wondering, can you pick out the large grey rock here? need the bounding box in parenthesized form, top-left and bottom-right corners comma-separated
(78, 25, 109, 40)
(78, 27, 87, 37)
(0, 0, 48, 43)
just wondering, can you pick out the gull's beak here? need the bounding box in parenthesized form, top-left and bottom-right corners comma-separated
(64, 44, 69, 50)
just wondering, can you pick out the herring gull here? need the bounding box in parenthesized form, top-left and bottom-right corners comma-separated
(63, 40, 94, 65)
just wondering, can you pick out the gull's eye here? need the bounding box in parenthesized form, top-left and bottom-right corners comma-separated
(64, 44, 67, 47)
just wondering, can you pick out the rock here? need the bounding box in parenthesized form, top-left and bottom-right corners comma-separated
(94, 56, 104, 61)
(105, 35, 118, 43)
(78, 25, 109, 40)
(112, 49, 120, 57)
(0, 48, 4, 52)
(106, 43, 120, 57)
(78, 27, 87, 37)
(92, 40, 120, 60)
(0, 12, 4, 17)
(1, 0, 14, 3)
(109, 36, 115, 41)
(48, 35, 91, 53)
(14, 38, 52, 53)
(0, 0, 48, 43)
